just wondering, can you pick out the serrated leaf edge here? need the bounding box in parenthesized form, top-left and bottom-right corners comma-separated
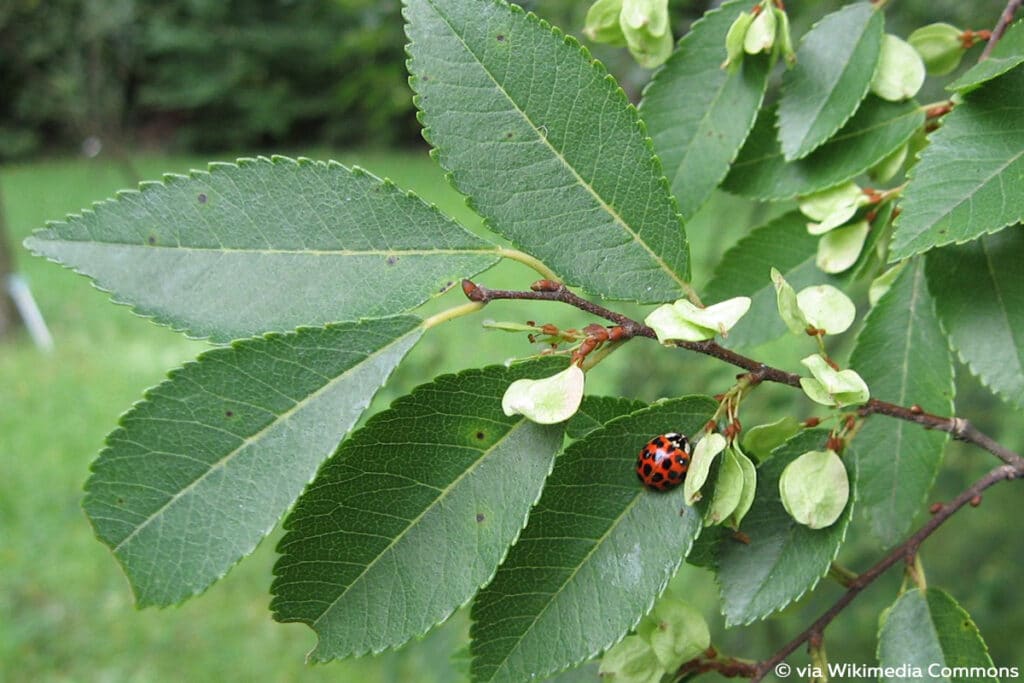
(404, 0, 693, 297)
(84, 315, 424, 607)
(716, 431, 857, 627)
(23, 155, 497, 341)
(778, 3, 884, 161)
(638, 0, 770, 217)
(470, 396, 716, 682)
(271, 358, 568, 660)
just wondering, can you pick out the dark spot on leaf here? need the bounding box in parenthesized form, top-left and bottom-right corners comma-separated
(422, 75, 429, 81)
(505, 132, 513, 139)
(197, 193, 208, 204)
(116, 498, 125, 505)
(496, 34, 505, 41)
(475, 431, 486, 440)
(476, 513, 485, 523)
(147, 235, 156, 245)
(386, 255, 399, 265)
(225, 410, 234, 418)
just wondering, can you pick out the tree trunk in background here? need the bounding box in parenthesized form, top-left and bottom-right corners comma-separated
(0, 177, 22, 339)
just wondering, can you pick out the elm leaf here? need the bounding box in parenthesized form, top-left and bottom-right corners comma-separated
(948, 20, 1024, 93)
(716, 430, 855, 626)
(724, 97, 923, 201)
(925, 230, 1024, 410)
(640, 0, 770, 218)
(406, 0, 691, 302)
(890, 66, 1024, 260)
(24, 157, 497, 342)
(470, 397, 717, 683)
(83, 315, 424, 606)
(877, 588, 995, 678)
(778, 2, 884, 160)
(850, 259, 953, 547)
(271, 359, 567, 659)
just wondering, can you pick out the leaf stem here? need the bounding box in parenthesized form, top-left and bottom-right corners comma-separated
(494, 247, 562, 281)
(422, 301, 485, 329)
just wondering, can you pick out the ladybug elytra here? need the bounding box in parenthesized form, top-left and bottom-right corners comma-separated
(636, 432, 691, 492)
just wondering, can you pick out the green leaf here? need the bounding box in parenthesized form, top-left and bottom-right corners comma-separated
(23, 157, 497, 342)
(877, 588, 995, 680)
(716, 430, 855, 626)
(889, 67, 1024, 260)
(639, 0, 770, 219)
(849, 259, 953, 547)
(704, 211, 840, 349)
(470, 396, 717, 683)
(566, 395, 648, 439)
(948, 20, 1024, 93)
(83, 316, 424, 607)
(405, 0, 691, 302)
(926, 230, 1024, 410)
(778, 2, 884, 160)
(723, 97, 924, 201)
(271, 359, 566, 659)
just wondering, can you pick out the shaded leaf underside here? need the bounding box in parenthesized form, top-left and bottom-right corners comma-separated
(84, 316, 424, 606)
(25, 157, 497, 341)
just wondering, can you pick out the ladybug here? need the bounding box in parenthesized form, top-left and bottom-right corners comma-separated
(636, 433, 691, 492)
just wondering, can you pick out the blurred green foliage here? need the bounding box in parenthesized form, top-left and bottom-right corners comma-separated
(0, 0, 414, 158)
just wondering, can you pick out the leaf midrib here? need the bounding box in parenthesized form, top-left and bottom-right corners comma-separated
(422, 0, 689, 294)
(904, 144, 1023, 249)
(786, 6, 878, 157)
(110, 326, 421, 554)
(309, 416, 532, 630)
(480, 485, 649, 682)
(30, 237, 497, 257)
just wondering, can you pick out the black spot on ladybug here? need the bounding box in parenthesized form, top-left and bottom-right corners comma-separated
(675, 456, 688, 466)
(661, 459, 673, 470)
(669, 470, 682, 479)
(476, 513, 485, 523)
(225, 410, 234, 418)
(651, 472, 664, 483)
(197, 193, 208, 204)
(643, 463, 653, 476)
(386, 255, 399, 265)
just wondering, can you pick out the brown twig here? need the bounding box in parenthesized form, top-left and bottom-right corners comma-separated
(980, 0, 1023, 59)
(462, 279, 1024, 469)
(750, 464, 1020, 682)
(462, 278, 1024, 679)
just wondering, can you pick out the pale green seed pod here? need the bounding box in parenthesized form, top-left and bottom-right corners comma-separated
(909, 22, 966, 75)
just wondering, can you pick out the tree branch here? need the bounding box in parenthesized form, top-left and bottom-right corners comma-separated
(980, 0, 1023, 60)
(462, 279, 1024, 469)
(750, 463, 1020, 682)
(464, 278, 1024, 678)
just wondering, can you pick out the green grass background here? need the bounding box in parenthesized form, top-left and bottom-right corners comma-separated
(2, 151, 1021, 681)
